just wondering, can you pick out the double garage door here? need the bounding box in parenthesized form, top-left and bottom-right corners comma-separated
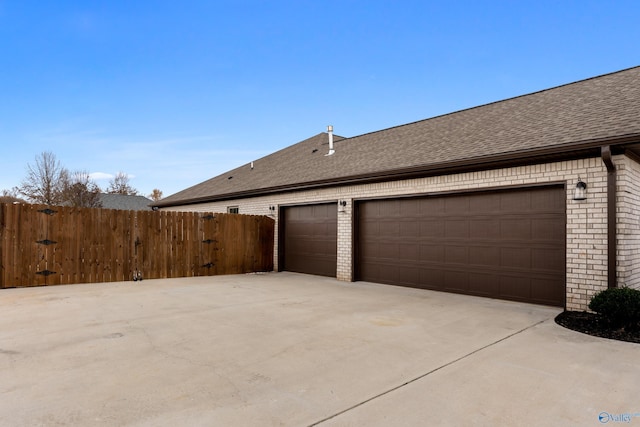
(282, 186, 566, 306)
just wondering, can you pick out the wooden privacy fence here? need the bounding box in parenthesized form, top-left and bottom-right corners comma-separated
(0, 203, 274, 288)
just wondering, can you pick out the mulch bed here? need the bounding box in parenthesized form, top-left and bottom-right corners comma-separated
(555, 311, 640, 344)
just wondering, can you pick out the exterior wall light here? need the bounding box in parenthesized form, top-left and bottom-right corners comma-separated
(573, 178, 587, 201)
(268, 205, 276, 216)
(339, 200, 347, 212)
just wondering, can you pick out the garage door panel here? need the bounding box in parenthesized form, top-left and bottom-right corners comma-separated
(420, 220, 445, 237)
(532, 248, 565, 272)
(293, 205, 311, 218)
(317, 204, 330, 214)
(531, 189, 565, 211)
(501, 219, 532, 240)
(468, 273, 499, 296)
(379, 222, 401, 237)
(399, 244, 420, 261)
(500, 247, 532, 269)
(445, 196, 470, 213)
(499, 276, 531, 300)
(358, 203, 377, 218)
(445, 220, 469, 239)
(380, 201, 401, 217)
(469, 193, 501, 213)
(360, 243, 379, 259)
(470, 219, 500, 239)
(379, 243, 400, 259)
(322, 224, 338, 237)
(398, 267, 420, 285)
(444, 270, 468, 292)
(469, 246, 500, 266)
(400, 221, 420, 237)
(419, 269, 444, 288)
(310, 221, 330, 235)
(378, 264, 401, 283)
(420, 245, 445, 263)
(500, 191, 531, 212)
(360, 262, 380, 280)
(286, 222, 306, 235)
(400, 199, 420, 216)
(532, 217, 565, 240)
(327, 222, 338, 235)
(283, 203, 337, 277)
(531, 277, 565, 305)
(317, 240, 336, 254)
(288, 240, 305, 253)
(445, 245, 469, 264)
(359, 220, 379, 237)
(420, 198, 445, 215)
(291, 259, 337, 277)
(357, 186, 566, 306)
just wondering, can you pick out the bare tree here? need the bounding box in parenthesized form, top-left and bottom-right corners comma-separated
(148, 188, 163, 202)
(1, 188, 27, 204)
(0, 197, 19, 204)
(60, 171, 103, 208)
(1, 188, 18, 198)
(16, 151, 68, 205)
(107, 172, 139, 195)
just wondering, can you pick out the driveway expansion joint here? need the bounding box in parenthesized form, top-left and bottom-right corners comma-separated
(308, 317, 551, 426)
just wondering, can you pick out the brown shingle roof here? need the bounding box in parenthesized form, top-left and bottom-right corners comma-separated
(157, 66, 640, 207)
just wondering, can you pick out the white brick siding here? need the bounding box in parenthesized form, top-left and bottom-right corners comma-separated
(163, 155, 639, 311)
(617, 155, 640, 290)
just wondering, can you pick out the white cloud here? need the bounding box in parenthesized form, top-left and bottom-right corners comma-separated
(89, 172, 114, 181)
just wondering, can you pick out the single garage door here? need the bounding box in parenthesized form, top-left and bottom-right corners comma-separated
(281, 203, 337, 277)
(356, 186, 565, 306)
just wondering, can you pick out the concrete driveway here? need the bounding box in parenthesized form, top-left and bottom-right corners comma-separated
(1, 272, 638, 426)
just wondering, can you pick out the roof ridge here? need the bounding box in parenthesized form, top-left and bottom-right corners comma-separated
(342, 65, 640, 143)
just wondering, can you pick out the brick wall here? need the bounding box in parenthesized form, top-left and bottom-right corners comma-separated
(163, 155, 631, 311)
(617, 155, 640, 290)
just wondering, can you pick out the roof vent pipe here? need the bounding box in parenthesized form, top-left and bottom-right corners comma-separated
(326, 125, 335, 156)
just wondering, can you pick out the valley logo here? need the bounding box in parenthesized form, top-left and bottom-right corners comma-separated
(599, 411, 640, 423)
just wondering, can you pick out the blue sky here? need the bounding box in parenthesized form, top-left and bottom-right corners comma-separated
(1, 1, 638, 198)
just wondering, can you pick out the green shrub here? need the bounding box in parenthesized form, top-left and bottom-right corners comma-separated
(589, 287, 640, 330)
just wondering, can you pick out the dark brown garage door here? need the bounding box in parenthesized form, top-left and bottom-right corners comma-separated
(281, 203, 337, 277)
(356, 186, 565, 306)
